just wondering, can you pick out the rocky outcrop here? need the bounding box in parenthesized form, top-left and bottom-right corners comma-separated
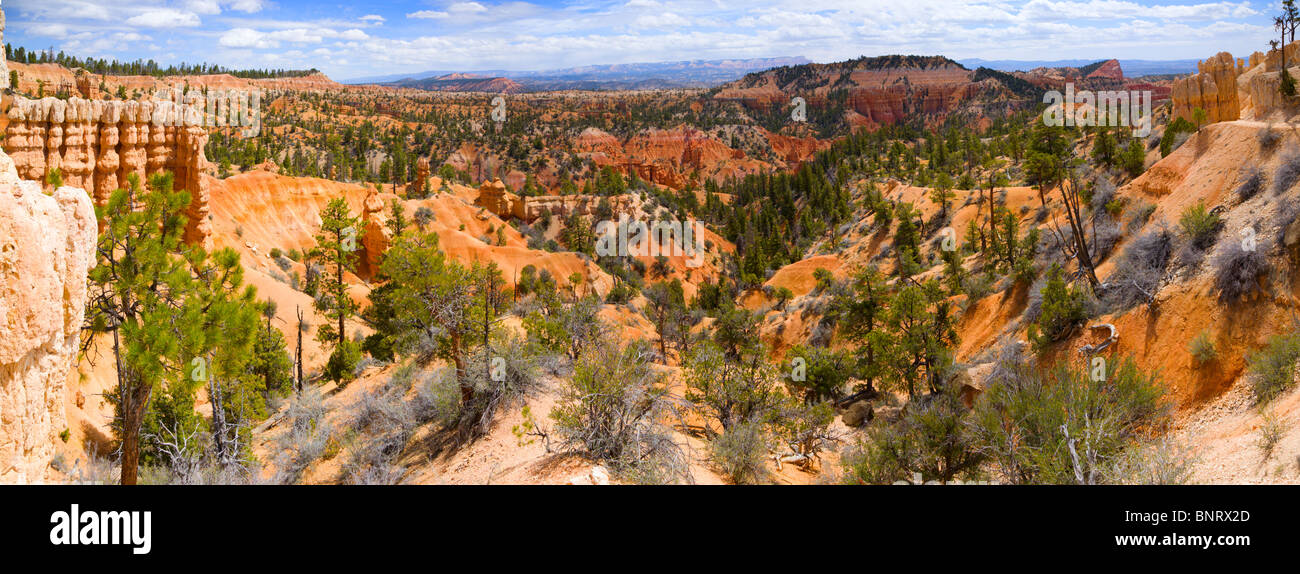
(1172, 52, 1241, 125)
(1264, 42, 1300, 73)
(474, 177, 631, 223)
(4, 97, 212, 249)
(0, 149, 97, 484)
(406, 157, 430, 197)
(360, 187, 390, 277)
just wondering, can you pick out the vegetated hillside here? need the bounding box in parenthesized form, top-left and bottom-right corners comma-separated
(15, 35, 1300, 487)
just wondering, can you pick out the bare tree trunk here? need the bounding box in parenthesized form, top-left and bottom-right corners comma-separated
(209, 372, 228, 464)
(452, 334, 472, 403)
(295, 306, 304, 395)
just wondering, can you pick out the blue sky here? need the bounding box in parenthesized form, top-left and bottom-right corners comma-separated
(0, 1, 1282, 80)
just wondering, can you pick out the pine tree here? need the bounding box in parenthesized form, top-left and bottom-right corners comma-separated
(312, 197, 361, 383)
(87, 173, 194, 484)
(380, 231, 489, 403)
(830, 266, 892, 397)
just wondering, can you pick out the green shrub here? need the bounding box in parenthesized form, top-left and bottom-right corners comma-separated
(709, 421, 770, 485)
(968, 356, 1169, 484)
(324, 340, 362, 385)
(1029, 264, 1087, 350)
(1246, 332, 1300, 404)
(812, 268, 834, 292)
(551, 342, 688, 482)
(843, 386, 982, 484)
(1178, 201, 1221, 250)
(1188, 330, 1217, 366)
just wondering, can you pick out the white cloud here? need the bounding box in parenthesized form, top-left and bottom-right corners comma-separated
(1021, 0, 1256, 22)
(125, 9, 202, 28)
(216, 26, 369, 50)
(28, 23, 70, 39)
(186, 0, 223, 15)
(408, 10, 450, 20)
(1, 0, 1273, 80)
(635, 12, 689, 29)
(449, 2, 489, 14)
(219, 28, 275, 49)
(229, 0, 266, 13)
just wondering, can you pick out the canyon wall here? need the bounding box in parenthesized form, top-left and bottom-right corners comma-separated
(0, 149, 97, 484)
(1171, 52, 1241, 125)
(4, 97, 213, 249)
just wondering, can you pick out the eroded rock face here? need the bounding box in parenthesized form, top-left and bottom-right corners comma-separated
(0, 149, 97, 484)
(360, 187, 390, 277)
(4, 96, 212, 249)
(473, 177, 631, 224)
(1172, 52, 1241, 125)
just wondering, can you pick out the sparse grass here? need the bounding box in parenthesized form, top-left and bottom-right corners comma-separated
(273, 387, 332, 484)
(1257, 409, 1285, 460)
(1189, 330, 1217, 366)
(1105, 439, 1198, 485)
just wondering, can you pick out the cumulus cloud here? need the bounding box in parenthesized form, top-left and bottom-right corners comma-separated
(125, 9, 202, 28)
(634, 12, 689, 29)
(407, 10, 450, 20)
(0, 0, 1275, 81)
(219, 27, 275, 49)
(1021, 0, 1256, 21)
(28, 23, 70, 39)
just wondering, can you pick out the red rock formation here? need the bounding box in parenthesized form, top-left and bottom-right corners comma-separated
(360, 187, 390, 277)
(1172, 52, 1240, 124)
(715, 58, 983, 130)
(474, 177, 631, 223)
(407, 157, 430, 197)
(4, 96, 212, 248)
(1085, 60, 1125, 82)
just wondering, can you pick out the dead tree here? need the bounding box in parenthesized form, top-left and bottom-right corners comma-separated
(295, 305, 305, 396)
(1048, 166, 1101, 287)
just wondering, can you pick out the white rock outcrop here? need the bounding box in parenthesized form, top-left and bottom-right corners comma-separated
(0, 148, 97, 483)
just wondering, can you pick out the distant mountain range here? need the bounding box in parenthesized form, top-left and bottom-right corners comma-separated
(960, 58, 1199, 77)
(344, 57, 812, 91)
(343, 55, 1200, 94)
